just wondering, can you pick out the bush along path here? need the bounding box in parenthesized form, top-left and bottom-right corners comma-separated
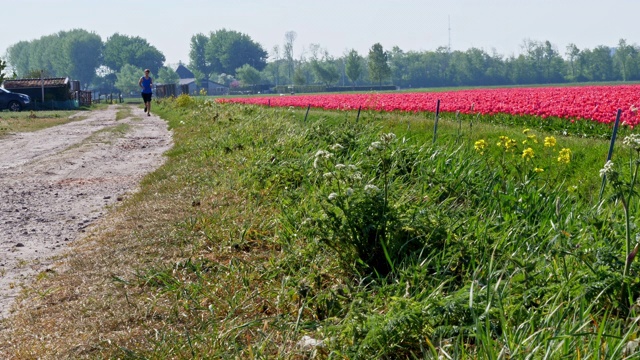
(3, 95, 640, 358)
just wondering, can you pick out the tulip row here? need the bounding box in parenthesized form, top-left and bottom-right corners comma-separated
(218, 85, 640, 126)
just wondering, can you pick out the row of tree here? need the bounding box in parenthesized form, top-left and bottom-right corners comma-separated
(4, 29, 169, 91)
(3, 27, 640, 94)
(245, 37, 640, 89)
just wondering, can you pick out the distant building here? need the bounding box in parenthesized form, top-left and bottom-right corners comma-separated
(175, 64, 195, 79)
(178, 78, 228, 96)
(173, 64, 228, 95)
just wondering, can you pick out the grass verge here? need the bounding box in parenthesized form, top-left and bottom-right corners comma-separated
(1, 97, 639, 358)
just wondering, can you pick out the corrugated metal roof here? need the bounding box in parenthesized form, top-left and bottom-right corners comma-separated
(3, 77, 69, 89)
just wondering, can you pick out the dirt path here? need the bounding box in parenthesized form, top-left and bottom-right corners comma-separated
(0, 105, 172, 318)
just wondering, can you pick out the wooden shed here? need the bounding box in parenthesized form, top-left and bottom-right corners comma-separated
(2, 77, 71, 103)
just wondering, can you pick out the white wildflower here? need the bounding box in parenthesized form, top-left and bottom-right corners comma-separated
(369, 141, 383, 151)
(346, 188, 354, 196)
(328, 193, 338, 201)
(323, 172, 334, 178)
(600, 160, 615, 178)
(329, 143, 344, 151)
(364, 184, 380, 193)
(623, 134, 640, 151)
(380, 132, 397, 144)
(335, 164, 346, 170)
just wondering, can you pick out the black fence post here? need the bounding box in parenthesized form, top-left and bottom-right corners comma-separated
(433, 99, 441, 144)
(356, 105, 362, 122)
(599, 108, 623, 201)
(304, 104, 311, 122)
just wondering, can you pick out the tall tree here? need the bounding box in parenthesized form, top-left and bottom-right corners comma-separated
(613, 39, 637, 81)
(103, 33, 165, 74)
(0, 58, 7, 84)
(189, 33, 210, 79)
(114, 64, 144, 94)
(284, 31, 297, 84)
(345, 49, 363, 87)
(565, 43, 581, 81)
(156, 66, 180, 85)
(205, 29, 267, 76)
(235, 64, 262, 92)
(62, 29, 103, 88)
(368, 43, 391, 86)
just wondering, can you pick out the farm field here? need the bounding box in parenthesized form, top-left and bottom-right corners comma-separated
(3, 87, 640, 358)
(220, 84, 640, 126)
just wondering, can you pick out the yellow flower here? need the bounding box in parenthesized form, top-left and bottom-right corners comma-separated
(505, 138, 517, 151)
(557, 148, 571, 164)
(496, 136, 509, 148)
(474, 139, 488, 154)
(523, 128, 530, 134)
(528, 134, 538, 143)
(534, 167, 544, 173)
(522, 147, 534, 160)
(544, 136, 557, 147)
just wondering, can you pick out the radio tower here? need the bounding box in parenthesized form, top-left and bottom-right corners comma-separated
(448, 15, 451, 53)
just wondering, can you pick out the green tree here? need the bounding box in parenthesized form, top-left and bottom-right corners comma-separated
(62, 29, 103, 88)
(345, 49, 363, 87)
(205, 29, 268, 75)
(368, 43, 391, 86)
(6, 29, 102, 86)
(235, 64, 262, 92)
(613, 39, 637, 82)
(582, 46, 615, 81)
(189, 33, 211, 79)
(103, 33, 165, 74)
(565, 43, 581, 81)
(156, 66, 179, 85)
(0, 58, 6, 84)
(284, 31, 297, 84)
(115, 64, 144, 94)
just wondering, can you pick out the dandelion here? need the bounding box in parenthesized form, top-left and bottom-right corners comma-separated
(474, 139, 487, 154)
(557, 148, 572, 164)
(544, 136, 557, 148)
(522, 147, 535, 160)
(534, 167, 544, 173)
(328, 193, 338, 201)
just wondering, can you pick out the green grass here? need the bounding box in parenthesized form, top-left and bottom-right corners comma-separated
(3, 96, 640, 358)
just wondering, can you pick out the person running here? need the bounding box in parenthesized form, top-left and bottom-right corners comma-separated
(139, 69, 153, 116)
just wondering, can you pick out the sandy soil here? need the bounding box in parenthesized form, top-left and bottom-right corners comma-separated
(0, 105, 172, 318)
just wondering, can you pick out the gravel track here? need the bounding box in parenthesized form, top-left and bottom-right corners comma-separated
(0, 105, 172, 318)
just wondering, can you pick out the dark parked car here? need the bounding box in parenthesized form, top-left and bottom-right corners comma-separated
(0, 87, 30, 111)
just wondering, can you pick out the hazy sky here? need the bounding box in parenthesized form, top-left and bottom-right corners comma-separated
(1, 0, 638, 66)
